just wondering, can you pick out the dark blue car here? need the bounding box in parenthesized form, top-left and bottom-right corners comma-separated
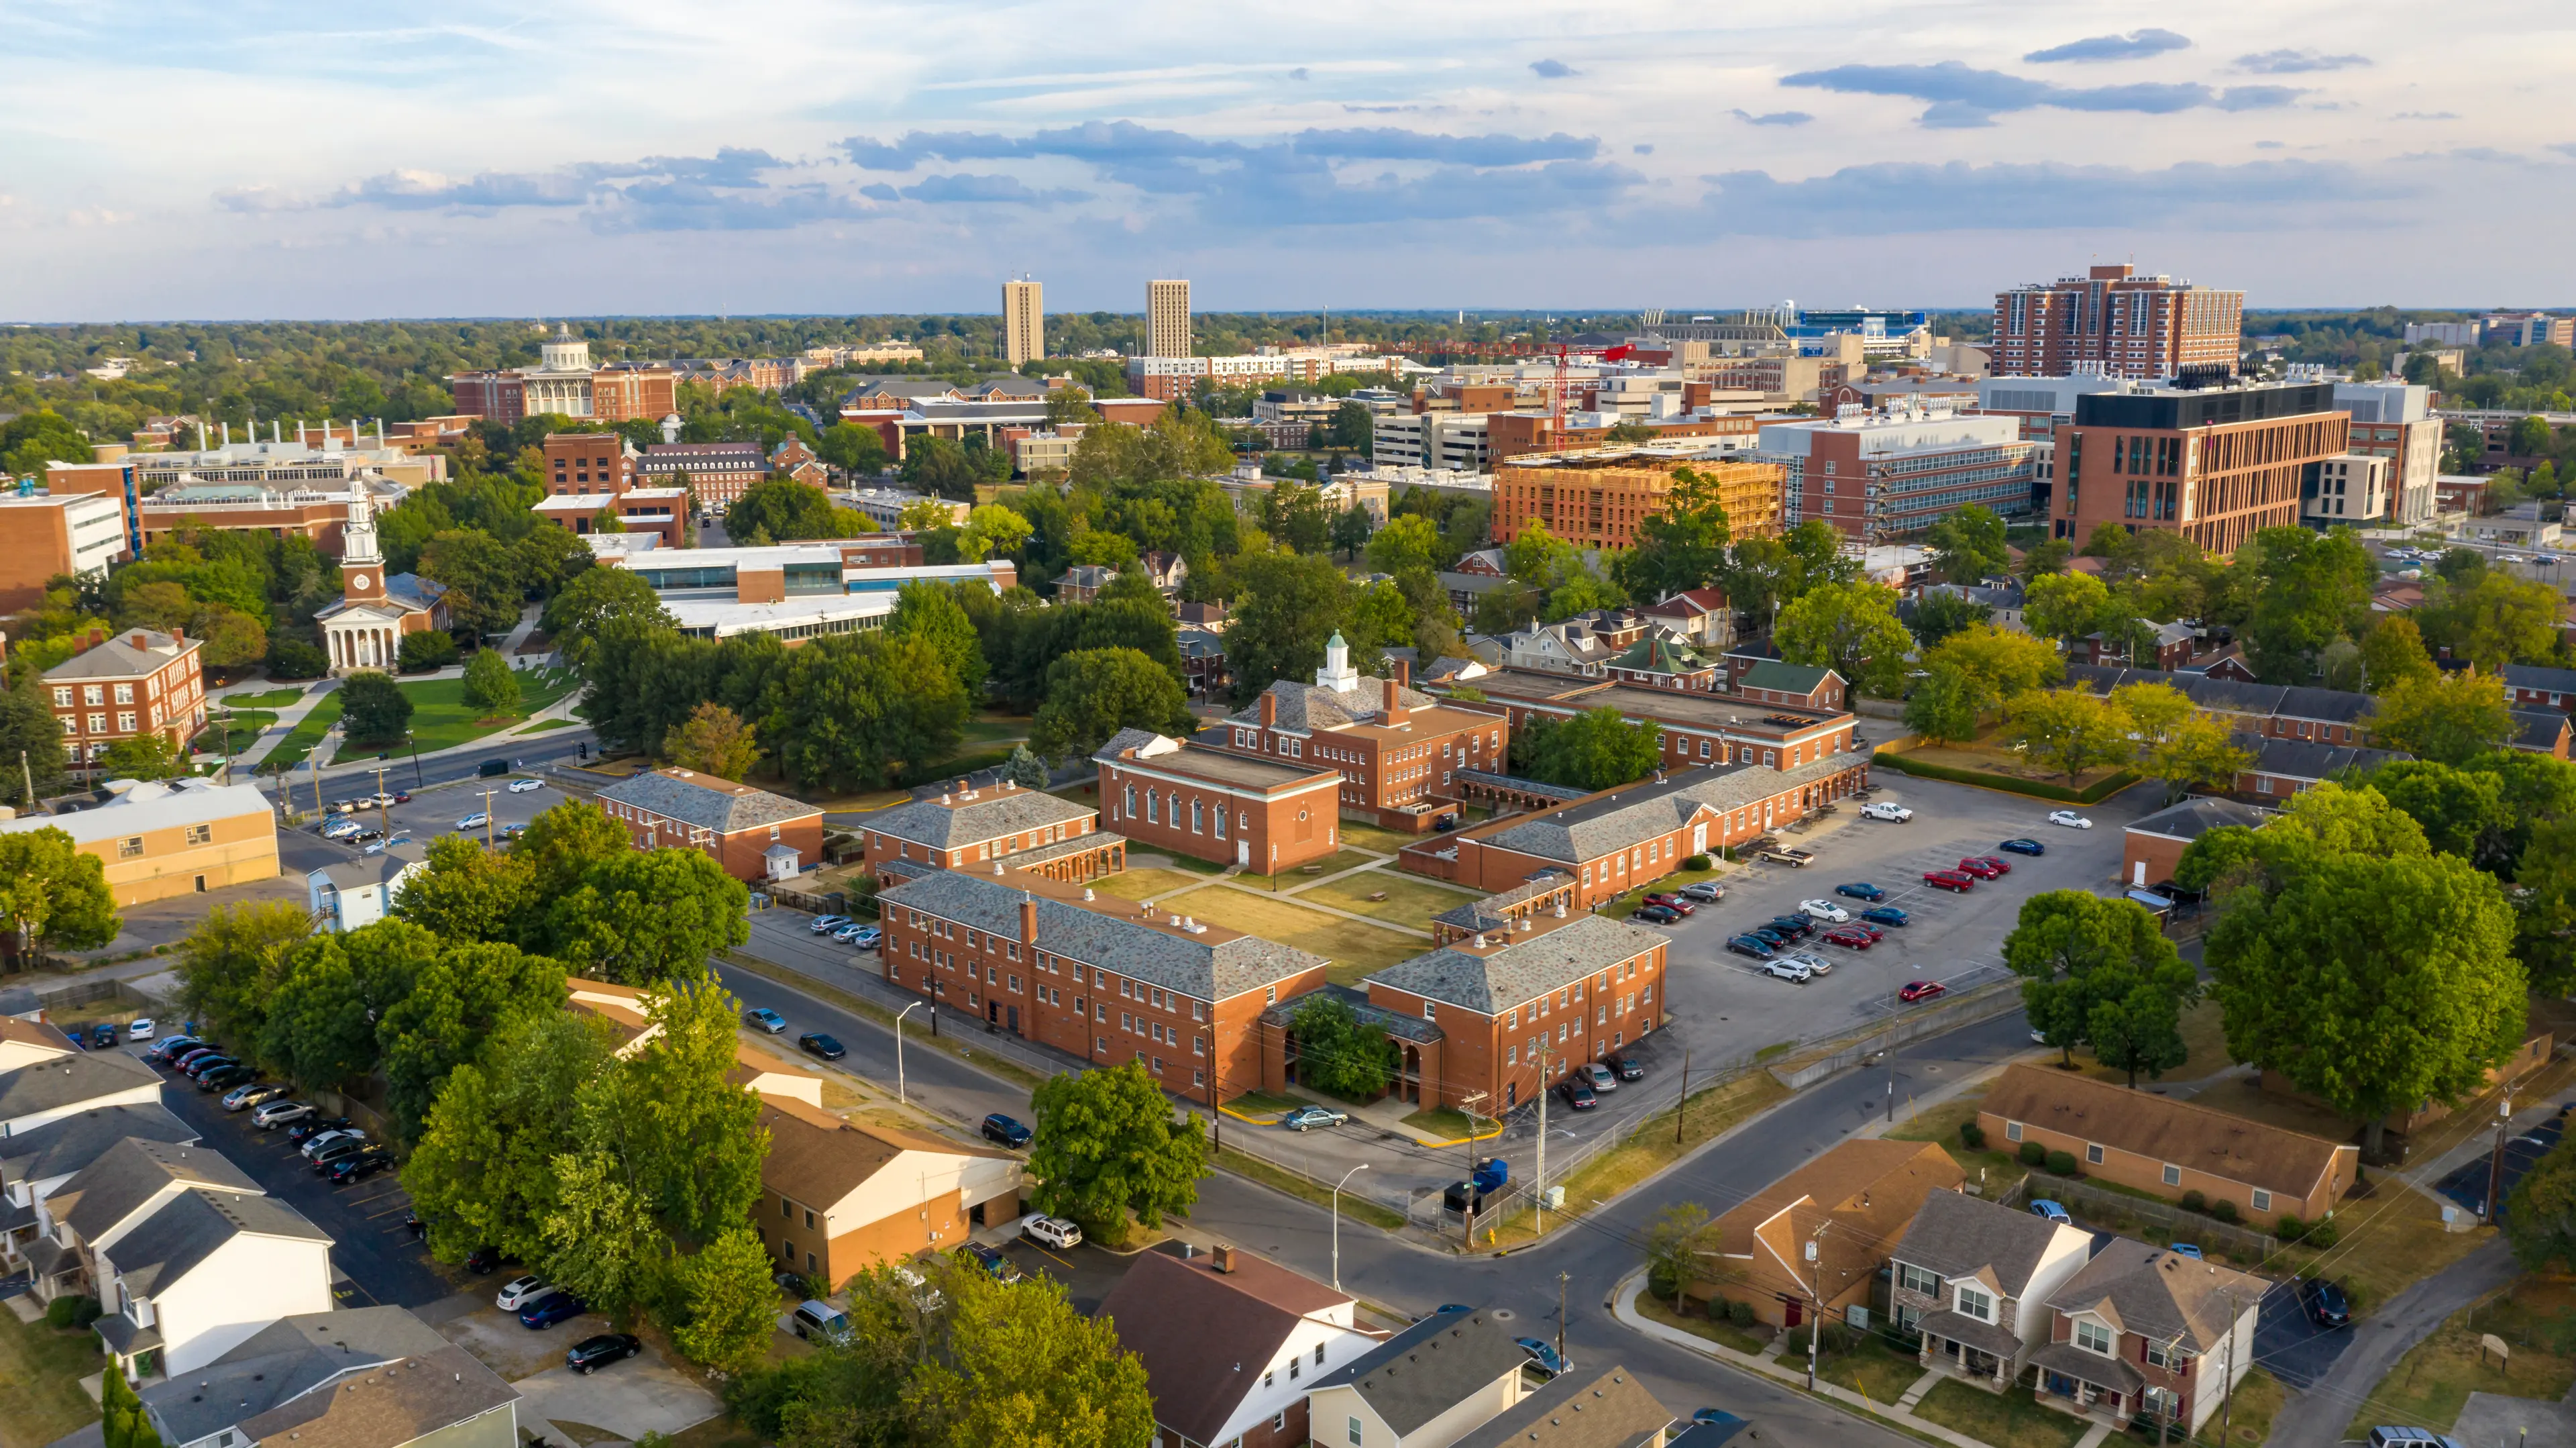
(1860, 906, 1911, 928)
(1724, 935, 1776, 960)
(1998, 837, 2046, 856)
(981, 1113, 1033, 1148)
(1833, 882, 1886, 901)
(519, 1291, 587, 1329)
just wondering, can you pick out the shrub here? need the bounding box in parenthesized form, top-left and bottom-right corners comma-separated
(2045, 1149, 2080, 1176)
(44, 1294, 99, 1329)
(2210, 1198, 2240, 1225)
(2018, 1140, 2047, 1167)
(266, 635, 328, 680)
(1727, 1299, 1756, 1328)
(2180, 1190, 2207, 1213)
(2275, 1213, 2307, 1243)
(2304, 1221, 2339, 1249)
(397, 629, 460, 672)
(1959, 1121, 1986, 1150)
(1684, 854, 1712, 870)
(1706, 1296, 1731, 1321)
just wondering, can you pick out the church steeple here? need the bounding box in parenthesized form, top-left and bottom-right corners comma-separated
(340, 490, 384, 604)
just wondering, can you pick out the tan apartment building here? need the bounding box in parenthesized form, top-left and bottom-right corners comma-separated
(44, 629, 207, 770)
(2055, 380, 2351, 558)
(1093, 729, 1344, 874)
(0, 779, 280, 906)
(756, 1094, 1023, 1288)
(1146, 279, 1192, 361)
(1980, 1064, 2357, 1226)
(0, 493, 129, 613)
(1491, 450, 1783, 552)
(857, 780, 1122, 884)
(1003, 278, 1044, 366)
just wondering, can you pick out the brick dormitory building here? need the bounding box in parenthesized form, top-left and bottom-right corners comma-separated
(1093, 729, 1346, 873)
(857, 780, 1124, 883)
(1212, 635, 1506, 833)
(593, 767, 825, 883)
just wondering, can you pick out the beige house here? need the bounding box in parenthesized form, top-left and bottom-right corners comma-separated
(757, 1094, 1022, 1290)
(1307, 1310, 1534, 1448)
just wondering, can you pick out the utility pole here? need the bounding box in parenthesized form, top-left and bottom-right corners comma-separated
(2486, 1090, 2516, 1223)
(478, 786, 499, 848)
(1886, 1037, 1898, 1125)
(1675, 1046, 1690, 1145)
(1556, 1270, 1569, 1365)
(1536, 1048, 1548, 1237)
(373, 764, 391, 845)
(1458, 1090, 1487, 1250)
(1332, 1163, 1368, 1292)
(1208, 1061, 1221, 1153)
(894, 1001, 920, 1104)
(1803, 1225, 1831, 1393)
(19, 749, 34, 811)
(2154, 1327, 2187, 1447)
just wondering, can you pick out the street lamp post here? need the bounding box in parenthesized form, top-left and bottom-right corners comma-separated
(894, 1001, 922, 1104)
(1332, 1163, 1369, 1292)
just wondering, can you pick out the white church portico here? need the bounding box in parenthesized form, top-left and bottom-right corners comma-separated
(313, 490, 451, 675)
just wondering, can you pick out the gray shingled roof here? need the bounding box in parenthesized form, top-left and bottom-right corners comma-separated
(2126, 797, 2270, 842)
(595, 768, 820, 834)
(2043, 1238, 2263, 1354)
(1431, 874, 1573, 935)
(1446, 1365, 1673, 1448)
(1225, 675, 1442, 733)
(0, 1048, 160, 1125)
(2514, 709, 2572, 752)
(43, 631, 200, 682)
(1307, 1311, 1528, 1435)
(107, 1188, 329, 1297)
(2243, 733, 2408, 780)
(2502, 663, 2576, 694)
(0, 1104, 199, 1194)
(58, 1138, 259, 1243)
(879, 869, 1328, 1002)
(1365, 914, 1666, 1015)
(1892, 1189, 2069, 1298)
(1481, 757, 1856, 864)
(864, 785, 1095, 849)
(1256, 983, 1442, 1044)
(140, 1306, 458, 1446)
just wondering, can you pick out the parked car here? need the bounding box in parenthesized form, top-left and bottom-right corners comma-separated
(850, 926, 882, 951)
(1954, 858, 2003, 880)
(1746, 927, 1789, 949)
(1765, 915, 1816, 939)
(831, 922, 872, 942)
(1967, 854, 2012, 876)
(183, 1053, 240, 1079)
(1558, 1078, 1598, 1110)
(1631, 904, 1682, 925)
(173, 1046, 225, 1072)
(2028, 1200, 2072, 1225)
(518, 1292, 588, 1330)
(790, 1301, 851, 1343)
(2364, 1429, 2464, 1448)
(464, 1246, 504, 1275)
(1642, 892, 1695, 915)
(1898, 980, 1948, 1003)
(1283, 1105, 1347, 1132)
(1757, 847, 1815, 866)
(1923, 870, 1976, 892)
(1679, 881, 1724, 902)
(199, 1064, 255, 1092)
(2047, 810, 2094, 829)
(956, 1241, 1022, 1283)
(743, 1007, 788, 1033)
(301, 1127, 367, 1159)
(1611, 1056, 1646, 1081)
(330, 1147, 398, 1184)
(565, 1333, 642, 1374)
(127, 1019, 156, 1040)
(1786, 951, 1833, 976)
(1998, 837, 2046, 856)
(981, 1113, 1034, 1148)
(1798, 898, 1850, 923)
(2302, 1277, 2352, 1329)
(495, 1275, 551, 1312)
(797, 1032, 846, 1061)
(223, 1081, 292, 1112)
(1515, 1337, 1570, 1375)
(288, 1116, 352, 1143)
(1861, 906, 1911, 928)
(454, 813, 490, 831)
(1820, 927, 1874, 949)
(1833, 882, 1885, 901)
(1582, 1062, 1617, 1093)
(254, 1099, 315, 1130)
(309, 1138, 370, 1173)
(2169, 1243, 2204, 1261)
(1860, 800, 1913, 822)
(507, 778, 543, 793)
(91, 1023, 121, 1048)
(148, 1037, 201, 1062)
(808, 915, 851, 935)
(1760, 960, 1812, 984)
(1724, 935, 1776, 960)
(1023, 1214, 1084, 1249)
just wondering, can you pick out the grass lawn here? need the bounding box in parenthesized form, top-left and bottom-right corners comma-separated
(1887, 1086, 2029, 1190)
(0, 1308, 101, 1448)
(1601, 865, 1725, 917)
(1482, 1070, 1789, 1249)
(1214, 1144, 1407, 1229)
(1817, 1331, 1929, 1405)
(217, 687, 305, 708)
(519, 717, 582, 733)
(1911, 1376, 2088, 1448)
(2183, 1367, 2280, 1447)
(2347, 1277, 2576, 1438)
(1400, 1106, 1487, 1141)
(1089, 868, 1220, 902)
(1224, 1090, 1305, 1117)
(256, 688, 343, 770)
(665, 1415, 765, 1448)
(2065, 998, 2231, 1086)
(1635, 1289, 1771, 1356)
(2275, 1170, 2493, 1323)
(1335, 817, 1423, 855)
(1294, 870, 1481, 925)
(1896, 731, 2131, 792)
(958, 710, 1034, 749)
(386, 671, 580, 752)
(1176, 888, 1426, 984)
(203, 710, 278, 756)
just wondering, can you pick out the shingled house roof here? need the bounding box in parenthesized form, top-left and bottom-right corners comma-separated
(863, 782, 1095, 849)
(1365, 914, 1666, 1016)
(1307, 1309, 1528, 1437)
(2043, 1237, 2263, 1355)
(879, 869, 1328, 1003)
(1097, 1247, 1358, 1447)
(1982, 1063, 2351, 1204)
(596, 768, 821, 834)
(1226, 674, 1446, 734)
(1447, 1365, 1672, 1448)
(1892, 1188, 2076, 1300)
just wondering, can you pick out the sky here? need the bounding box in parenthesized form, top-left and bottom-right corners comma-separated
(5, 1, 2572, 321)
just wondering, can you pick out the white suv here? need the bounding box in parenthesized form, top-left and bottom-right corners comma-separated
(1023, 1214, 1084, 1249)
(1860, 800, 1912, 822)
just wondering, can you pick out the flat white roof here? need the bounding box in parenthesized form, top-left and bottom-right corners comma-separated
(2, 780, 272, 843)
(665, 592, 900, 637)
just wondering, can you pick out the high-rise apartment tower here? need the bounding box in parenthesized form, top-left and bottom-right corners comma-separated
(1002, 278, 1044, 367)
(1991, 264, 2242, 380)
(1147, 279, 1192, 360)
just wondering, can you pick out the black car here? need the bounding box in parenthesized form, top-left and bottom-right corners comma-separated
(1765, 915, 1816, 939)
(566, 1333, 642, 1374)
(1558, 1078, 1598, 1110)
(1631, 904, 1682, 925)
(956, 1241, 1022, 1283)
(981, 1113, 1033, 1148)
(91, 1023, 119, 1048)
(198, 1065, 256, 1092)
(149, 1038, 203, 1063)
(2302, 1277, 2351, 1329)
(1747, 927, 1789, 948)
(288, 1115, 352, 1143)
(465, 1245, 504, 1275)
(797, 1032, 847, 1061)
(309, 1138, 370, 1174)
(1998, 837, 2047, 857)
(1725, 935, 1776, 960)
(329, 1147, 398, 1184)
(182, 1054, 239, 1079)
(1611, 1056, 1646, 1081)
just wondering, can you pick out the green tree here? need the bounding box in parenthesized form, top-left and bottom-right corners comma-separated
(337, 670, 414, 745)
(2359, 615, 2438, 694)
(0, 826, 120, 968)
(258, 924, 438, 1090)
(2244, 526, 2375, 682)
(544, 566, 676, 672)
(101, 1356, 163, 1448)
(1289, 995, 1399, 1100)
(1615, 466, 1733, 602)
(2137, 715, 2251, 805)
(396, 629, 460, 672)
(1005, 743, 1050, 788)
(1773, 580, 1913, 696)
(379, 939, 569, 1140)
(99, 732, 188, 781)
(1329, 505, 1373, 562)
(2511, 817, 2576, 997)
(1922, 624, 2063, 701)
(174, 899, 309, 1038)
(1364, 514, 1444, 577)
(2173, 824, 2262, 896)
(514, 798, 633, 904)
(816, 422, 891, 476)
(462, 648, 523, 716)
(1222, 551, 1354, 704)
(541, 1146, 667, 1318)
(2018, 537, 2073, 580)
(0, 682, 72, 809)
(1925, 504, 2010, 584)
(663, 701, 761, 780)
(958, 503, 1034, 560)
(2369, 669, 2516, 764)
(2022, 571, 2109, 646)
(1, 409, 92, 478)
(419, 529, 527, 638)
(403, 1011, 616, 1268)
(1523, 706, 1664, 791)
(662, 1226, 784, 1374)
(2369, 760, 2510, 864)
(1332, 399, 1375, 454)
(1642, 1202, 1713, 1300)
(1904, 665, 1992, 745)
(576, 975, 771, 1242)
(2002, 689, 2133, 786)
(1909, 592, 1992, 649)
(728, 478, 857, 540)
(394, 832, 537, 945)
(2004, 892, 2196, 1082)
(1029, 648, 1195, 761)
(764, 632, 970, 792)
(1027, 1059, 1208, 1239)
(902, 1260, 1157, 1448)
(887, 582, 989, 696)
(2421, 568, 2564, 670)
(545, 848, 749, 988)
(2504, 1136, 2576, 1273)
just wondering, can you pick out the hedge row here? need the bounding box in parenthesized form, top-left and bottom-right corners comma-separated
(1872, 750, 2141, 806)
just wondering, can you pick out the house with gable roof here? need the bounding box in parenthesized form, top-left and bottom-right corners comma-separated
(594, 766, 826, 883)
(2028, 1239, 2262, 1435)
(1214, 638, 1507, 831)
(1888, 1188, 2094, 1392)
(1304, 1308, 1536, 1448)
(857, 778, 1119, 884)
(1682, 1139, 1963, 1329)
(137, 1306, 518, 1448)
(1099, 1243, 1382, 1448)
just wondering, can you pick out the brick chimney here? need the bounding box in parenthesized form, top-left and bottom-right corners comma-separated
(1258, 692, 1277, 730)
(1381, 676, 1406, 727)
(170, 625, 184, 644)
(1394, 658, 1411, 689)
(129, 631, 147, 650)
(1019, 894, 1038, 949)
(1211, 1244, 1238, 1273)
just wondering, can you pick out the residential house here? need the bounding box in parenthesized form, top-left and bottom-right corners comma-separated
(1980, 1064, 2356, 1226)
(1056, 564, 1118, 603)
(2075, 620, 2196, 672)
(857, 780, 1121, 884)
(1495, 619, 1618, 677)
(1443, 1365, 1675, 1448)
(1603, 636, 1723, 693)
(1888, 1188, 2094, 1391)
(1683, 1139, 1964, 1329)
(755, 1094, 1022, 1288)
(1918, 581, 2027, 634)
(1177, 601, 1230, 632)
(2029, 1240, 2262, 1437)
(877, 867, 1331, 1104)
(1421, 656, 1489, 688)
(1216, 644, 1507, 831)
(138, 1307, 518, 1448)
(2234, 735, 2410, 802)
(0, 1031, 164, 1135)
(1640, 588, 1735, 650)
(0, 778, 280, 907)
(769, 436, 829, 487)
(593, 768, 826, 884)
(1099, 1244, 1382, 1448)
(2514, 709, 2574, 759)
(1305, 1308, 1536, 1448)
(1731, 661, 1847, 711)
(1138, 550, 1190, 597)
(0, 1099, 199, 1276)
(2121, 797, 2270, 891)
(1179, 625, 1232, 699)
(42, 627, 207, 772)
(306, 847, 427, 933)
(2502, 663, 2576, 713)
(1095, 730, 1344, 873)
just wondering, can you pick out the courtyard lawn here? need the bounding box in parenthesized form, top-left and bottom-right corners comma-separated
(1295, 870, 1484, 926)
(0, 1308, 101, 1448)
(1887, 1085, 2029, 1186)
(1910, 1377, 2087, 1448)
(1334, 817, 1424, 856)
(217, 688, 305, 708)
(256, 689, 343, 771)
(2186, 1367, 2280, 1447)
(518, 717, 582, 733)
(1174, 888, 1426, 984)
(1089, 868, 1220, 902)
(386, 670, 580, 752)
(958, 709, 1034, 749)
(2348, 1278, 2576, 1439)
(202, 710, 278, 757)
(2065, 997, 2230, 1086)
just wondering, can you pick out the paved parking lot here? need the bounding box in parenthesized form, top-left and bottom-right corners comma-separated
(282, 776, 575, 876)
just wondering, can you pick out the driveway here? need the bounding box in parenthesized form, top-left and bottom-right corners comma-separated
(2253, 1278, 2353, 1392)
(513, 1342, 721, 1441)
(2269, 1239, 2520, 1448)
(2434, 1104, 2569, 1219)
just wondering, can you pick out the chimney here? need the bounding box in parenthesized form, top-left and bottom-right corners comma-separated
(1258, 692, 1277, 729)
(1395, 658, 1411, 689)
(1382, 676, 1405, 726)
(1020, 895, 1038, 947)
(171, 625, 184, 644)
(130, 631, 147, 650)
(1211, 1244, 1238, 1273)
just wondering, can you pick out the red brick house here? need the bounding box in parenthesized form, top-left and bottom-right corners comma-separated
(1093, 730, 1343, 872)
(857, 781, 1122, 884)
(593, 768, 826, 883)
(44, 628, 206, 772)
(2030, 1240, 2263, 1438)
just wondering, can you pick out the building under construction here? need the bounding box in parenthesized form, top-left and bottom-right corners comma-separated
(1489, 447, 1786, 552)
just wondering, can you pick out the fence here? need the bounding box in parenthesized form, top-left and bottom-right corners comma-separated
(15, 975, 155, 1015)
(2017, 1175, 2280, 1260)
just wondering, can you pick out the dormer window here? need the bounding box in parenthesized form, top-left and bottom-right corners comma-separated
(2074, 1319, 2114, 1355)
(1953, 1285, 1993, 1323)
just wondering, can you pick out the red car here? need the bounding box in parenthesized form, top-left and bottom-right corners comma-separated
(1969, 854, 2012, 876)
(1642, 893, 1696, 916)
(1821, 927, 1874, 949)
(1898, 980, 1948, 1003)
(1923, 870, 1976, 892)
(1850, 922, 1885, 942)
(1954, 858, 2003, 881)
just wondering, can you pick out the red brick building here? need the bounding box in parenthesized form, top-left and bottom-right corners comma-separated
(1990, 264, 2243, 380)
(593, 768, 826, 882)
(857, 781, 1122, 884)
(1456, 670, 1861, 780)
(44, 629, 206, 772)
(641, 442, 767, 509)
(529, 432, 687, 546)
(1093, 730, 1344, 872)
(1754, 407, 2038, 541)
(877, 868, 1330, 1103)
(1214, 640, 1505, 832)
(2054, 380, 2350, 558)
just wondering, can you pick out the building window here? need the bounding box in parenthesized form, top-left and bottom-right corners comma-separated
(1896, 1264, 1941, 1296)
(1954, 1285, 1992, 1323)
(184, 823, 212, 845)
(2075, 1319, 2114, 1355)
(1192, 800, 1205, 833)
(2162, 1163, 2182, 1186)
(1422, 1002, 1436, 1020)
(2005, 1121, 2023, 1142)
(2251, 1188, 2272, 1212)
(2086, 1143, 2104, 1166)
(117, 836, 144, 859)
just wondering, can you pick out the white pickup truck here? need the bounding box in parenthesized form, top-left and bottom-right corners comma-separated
(1860, 800, 1913, 822)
